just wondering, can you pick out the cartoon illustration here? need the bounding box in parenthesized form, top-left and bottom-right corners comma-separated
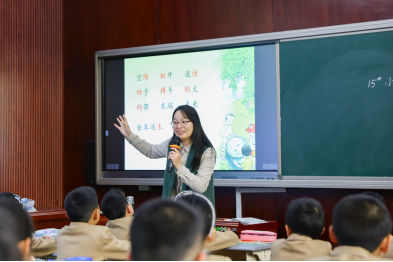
(245, 124, 256, 169)
(232, 144, 253, 170)
(225, 135, 248, 170)
(220, 113, 235, 159)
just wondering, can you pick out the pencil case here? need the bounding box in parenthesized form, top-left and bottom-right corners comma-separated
(240, 230, 277, 242)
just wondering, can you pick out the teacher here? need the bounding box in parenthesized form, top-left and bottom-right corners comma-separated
(114, 105, 216, 206)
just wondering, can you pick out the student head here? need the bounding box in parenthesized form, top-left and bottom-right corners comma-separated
(330, 194, 392, 256)
(225, 113, 235, 125)
(285, 197, 325, 239)
(64, 186, 100, 224)
(172, 105, 214, 169)
(0, 198, 34, 261)
(101, 188, 134, 220)
(0, 191, 23, 205)
(130, 198, 205, 261)
(0, 236, 23, 261)
(174, 191, 216, 245)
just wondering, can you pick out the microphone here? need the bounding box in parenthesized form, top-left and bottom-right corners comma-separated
(167, 136, 181, 172)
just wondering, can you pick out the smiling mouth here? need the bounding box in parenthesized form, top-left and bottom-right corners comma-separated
(177, 130, 185, 135)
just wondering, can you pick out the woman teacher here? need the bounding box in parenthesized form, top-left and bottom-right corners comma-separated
(114, 105, 216, 205)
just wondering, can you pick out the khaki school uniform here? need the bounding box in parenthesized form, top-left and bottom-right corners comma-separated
(56, 222, 130, 261)
(310, 246, 389, 261)
(32, 237, 57, 258)
(106, 216, 133, 241)
(271, 233, 332, 261)
(207, 231, 239, 252)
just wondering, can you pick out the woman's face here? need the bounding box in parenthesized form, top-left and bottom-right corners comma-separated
(173, 110, 194, 145)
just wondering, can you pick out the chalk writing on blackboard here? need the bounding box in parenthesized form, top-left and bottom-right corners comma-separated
(368, 77, 382, 88)
(385, 77, 392, 87)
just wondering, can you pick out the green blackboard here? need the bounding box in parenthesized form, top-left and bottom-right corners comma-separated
(280, 30, 393, 177)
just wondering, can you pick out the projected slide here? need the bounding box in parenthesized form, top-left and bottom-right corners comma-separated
(124, 47, 256, 170)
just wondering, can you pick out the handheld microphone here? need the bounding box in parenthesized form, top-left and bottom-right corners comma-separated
(167, 136, 181, 172)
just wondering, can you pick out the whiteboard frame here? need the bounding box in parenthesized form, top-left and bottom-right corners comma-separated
(96, 19, 393, 188)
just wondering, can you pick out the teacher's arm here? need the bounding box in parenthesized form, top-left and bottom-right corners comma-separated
(176, 147, 216, 193)
(114, 114, 170, 159)
(126, 133, 170, 159)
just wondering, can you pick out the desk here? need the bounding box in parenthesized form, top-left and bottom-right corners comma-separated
(29, 209, 108, 230)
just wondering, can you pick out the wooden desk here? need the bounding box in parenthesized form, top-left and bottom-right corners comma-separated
(29, 209, 109, 230)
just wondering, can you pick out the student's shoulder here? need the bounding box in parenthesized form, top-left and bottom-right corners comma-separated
(271, 238, 286, 248)
(311, 239, 332, 249)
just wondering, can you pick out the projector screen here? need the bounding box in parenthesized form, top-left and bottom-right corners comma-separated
(100, 42, 279, 181)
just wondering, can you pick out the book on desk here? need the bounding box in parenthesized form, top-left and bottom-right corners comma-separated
(215, 218, 279, 236)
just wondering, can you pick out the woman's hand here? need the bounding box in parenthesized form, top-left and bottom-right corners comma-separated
(114, 114, 132, 137)
(168, 147, 182, 170)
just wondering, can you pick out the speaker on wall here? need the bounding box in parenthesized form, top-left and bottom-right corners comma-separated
(86, 140, 96, 185)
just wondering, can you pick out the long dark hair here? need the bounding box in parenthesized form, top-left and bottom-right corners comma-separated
(171, 105, 214, 170)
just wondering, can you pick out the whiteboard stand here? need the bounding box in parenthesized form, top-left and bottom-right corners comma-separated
(235, 187, 287, 218)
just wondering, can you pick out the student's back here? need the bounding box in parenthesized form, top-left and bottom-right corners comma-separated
(57, 187, 130, 261)
(57, 222, 129, 260)
(311, 194, 392, 261)
(271, 197, 331, 261)
(101, 188, 134, 241)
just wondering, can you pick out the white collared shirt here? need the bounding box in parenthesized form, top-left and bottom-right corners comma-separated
(126, 133, 216, 196)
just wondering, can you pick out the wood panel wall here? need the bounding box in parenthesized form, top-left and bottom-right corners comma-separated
(0, 0, 63, 210)
(62, 0, 393, 239)
(0, 0, 385, 237)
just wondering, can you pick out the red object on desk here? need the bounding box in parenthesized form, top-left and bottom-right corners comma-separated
(215, 219, 279, 236)
(29, 209, 109, 230)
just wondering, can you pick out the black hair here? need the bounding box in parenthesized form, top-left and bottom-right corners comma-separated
(0, 192, 16, 199)
(333, 194, 392, 252)
(0, 191, 22, 205)
(0, 198, 34, 242)
(0, 237, 22, 261)
(175, 193, 215, 240)
(225, 113, 235, 120)
(101, 188, 128, 220)
(172, 105, 215, 170)
(241, 144, 251, 156)
(130, 198, 204, 261)
(64, 186, 98, 222)
(285, 197, 325, 239)
(361, 191, 386, 205)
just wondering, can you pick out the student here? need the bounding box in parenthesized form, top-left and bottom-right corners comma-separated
(0, 198, 34, 261)
(101, 188, 134, 241)
(56, 186, 130, 260)
(271, 197, 331, 261)
(175, 191, 237, 261)
(312, 194, 392, 261)
(129, 198, 205, 261)
(0, 191, 57, 258)
(0, 236, 23, 261)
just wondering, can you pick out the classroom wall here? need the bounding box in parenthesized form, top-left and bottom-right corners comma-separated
(0, 0, 63, 210)
(63, 0, 393, 239)
(1, 0, 392, 236)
